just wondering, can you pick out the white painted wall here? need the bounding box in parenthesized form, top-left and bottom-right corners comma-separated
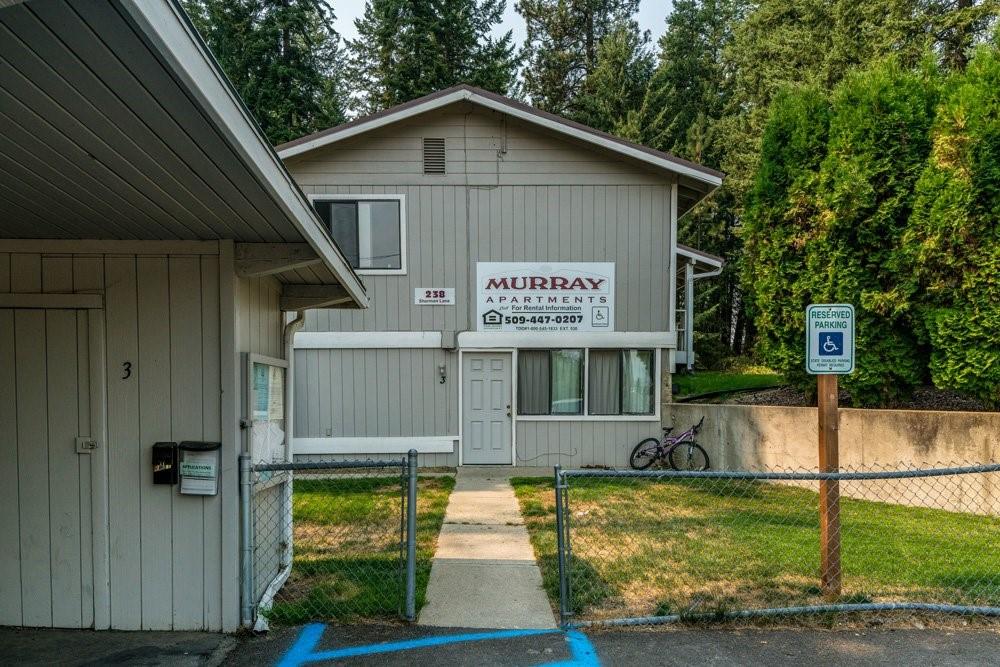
(0, 242, 286, 632)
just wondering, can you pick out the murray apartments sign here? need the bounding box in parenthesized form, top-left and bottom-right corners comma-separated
(476, 262, 615, 332)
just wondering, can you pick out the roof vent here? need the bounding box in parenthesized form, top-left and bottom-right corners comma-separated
(423, 137, 446, 174)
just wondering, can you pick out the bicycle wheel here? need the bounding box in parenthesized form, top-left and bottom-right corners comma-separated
(668, 442, 710, 471)
(629, 438, 660, 470)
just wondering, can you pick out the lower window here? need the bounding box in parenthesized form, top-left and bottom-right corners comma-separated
(517, 350, 584, 415)
(588, 349, 655, 415)
(516, 348, 655, 417)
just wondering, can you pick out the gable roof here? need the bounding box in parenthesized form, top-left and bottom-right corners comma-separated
(275, 85, 724, 190)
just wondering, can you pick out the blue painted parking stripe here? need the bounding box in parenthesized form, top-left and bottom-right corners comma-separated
(277, 624, 585, 667)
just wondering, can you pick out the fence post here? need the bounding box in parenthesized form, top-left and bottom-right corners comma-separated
(818, 374, 842, 599)
(239, 454, 254, 628)
(554, 465, 569, 627)
(405, 449, 418, 621)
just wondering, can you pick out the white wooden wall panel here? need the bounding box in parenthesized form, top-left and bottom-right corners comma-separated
(0, 309, 21, 624)
(16, 310, 52, 626)
(238, 274, 282, 359)
(137, 256, 172, 629)
(200, 255, 223, 631)
(105, 256, 142, 629)
(169, 256, 206, 630)
(1, 249, 228, 631)
(46, 309, 83, 627)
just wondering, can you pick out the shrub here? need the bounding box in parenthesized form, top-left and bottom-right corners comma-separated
(902, 47, 1000, 405)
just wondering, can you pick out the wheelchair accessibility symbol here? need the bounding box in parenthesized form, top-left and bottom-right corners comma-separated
(818, 332, 843, 356)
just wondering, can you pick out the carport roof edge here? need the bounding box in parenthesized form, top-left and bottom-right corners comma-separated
(121, 0, 366, 307)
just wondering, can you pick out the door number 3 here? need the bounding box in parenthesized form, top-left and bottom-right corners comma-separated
(121, 361, 132, 380)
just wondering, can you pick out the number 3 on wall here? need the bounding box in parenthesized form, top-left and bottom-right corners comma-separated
(121, 361, 132, 380)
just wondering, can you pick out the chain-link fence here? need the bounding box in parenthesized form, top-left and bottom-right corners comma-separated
(552, 463, 1000, 628)
(240, 452, 418, 629)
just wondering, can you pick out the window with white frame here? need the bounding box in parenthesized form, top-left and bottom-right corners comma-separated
(517, 349, 655, 417)
(312, 196, 405, 272)
(518, 349, 585, 415)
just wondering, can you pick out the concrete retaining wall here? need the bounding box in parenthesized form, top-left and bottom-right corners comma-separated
(665, 403, 1000, 513)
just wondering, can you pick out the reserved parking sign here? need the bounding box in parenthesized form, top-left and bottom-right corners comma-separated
(806, 304, 855, 374)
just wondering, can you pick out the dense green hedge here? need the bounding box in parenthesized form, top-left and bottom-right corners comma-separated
(742, 48, 999, 406)
(903, 47, 1000, 405)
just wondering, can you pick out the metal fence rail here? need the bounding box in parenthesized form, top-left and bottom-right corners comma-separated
(554, 463, 1000, 628)
(241, 451, 418, 629)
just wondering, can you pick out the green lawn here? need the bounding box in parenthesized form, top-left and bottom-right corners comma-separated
(266, 475, 454, 624)
(673, 370, 783, 399)
(511, 477, 1000, 623)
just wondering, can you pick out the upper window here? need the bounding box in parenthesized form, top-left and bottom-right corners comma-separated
(312, 196, 405, 273)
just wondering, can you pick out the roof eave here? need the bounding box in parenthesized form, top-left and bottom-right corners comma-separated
(121, 0, 368, 308)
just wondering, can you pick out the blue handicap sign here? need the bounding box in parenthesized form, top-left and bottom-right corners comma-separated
(818, 332, 843, 356)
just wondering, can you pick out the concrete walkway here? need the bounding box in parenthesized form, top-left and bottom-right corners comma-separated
(418, 467, 556, 629)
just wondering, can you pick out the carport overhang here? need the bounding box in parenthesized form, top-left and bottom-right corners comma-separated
(0, 0, 366, 310)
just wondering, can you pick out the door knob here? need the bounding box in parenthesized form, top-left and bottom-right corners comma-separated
(506, 404, 512, 418)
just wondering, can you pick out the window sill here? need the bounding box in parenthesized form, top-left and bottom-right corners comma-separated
(355, 268, 407, 276)
(516, 415, 659, 422)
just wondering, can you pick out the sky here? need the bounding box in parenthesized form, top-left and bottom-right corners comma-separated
(331, 0, 673, 47)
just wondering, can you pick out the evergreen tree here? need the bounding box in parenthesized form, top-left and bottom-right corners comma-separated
(743, 60, 940, 404)
(516, 0, 641, 116)
(573, 22, 653, 134)
(347, 0, 518, 114)
(185, 0, 347, 144)
(622, 0, 741, 161)
(741, 86, 832, 388)
(902, 45, 1000, 404)
(616, 0, 748, 364)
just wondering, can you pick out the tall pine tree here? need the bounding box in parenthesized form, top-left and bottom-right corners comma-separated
(573, 22, 653, 133)
(347, 0, 518, 114)
(185, 0, 347, 144)
(516, 0, 641, 117)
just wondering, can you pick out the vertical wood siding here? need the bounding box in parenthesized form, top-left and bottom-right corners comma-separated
(0, 250, 225, 631)
(515, 421, 660, 468)
(292, 348, 458, 467)
(238, 275, 283, 359)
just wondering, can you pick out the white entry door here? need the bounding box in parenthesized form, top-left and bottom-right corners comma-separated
(462, 353, 513, 464)
(0, 308, 109, 628)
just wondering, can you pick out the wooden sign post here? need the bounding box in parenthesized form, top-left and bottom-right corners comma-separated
(806, 304, 854, 600)
(817, 373, 841, 598)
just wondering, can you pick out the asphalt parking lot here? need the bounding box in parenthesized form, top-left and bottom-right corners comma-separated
(5, 623, 999, 666)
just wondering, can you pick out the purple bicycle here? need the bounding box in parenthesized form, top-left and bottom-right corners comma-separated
(629, 416, 709, 471)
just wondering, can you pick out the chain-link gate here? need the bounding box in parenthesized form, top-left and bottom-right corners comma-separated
(553, 463, 1000, 628)
(240, 451, 418, 629)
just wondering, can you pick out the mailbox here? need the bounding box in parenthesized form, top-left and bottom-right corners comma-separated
(178, 441, 222, 496)
(152, 442, 178, 485)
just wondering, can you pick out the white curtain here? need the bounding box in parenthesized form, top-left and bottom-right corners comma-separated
(622, 350, 654, 414)
(550, 350, 583, 414)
